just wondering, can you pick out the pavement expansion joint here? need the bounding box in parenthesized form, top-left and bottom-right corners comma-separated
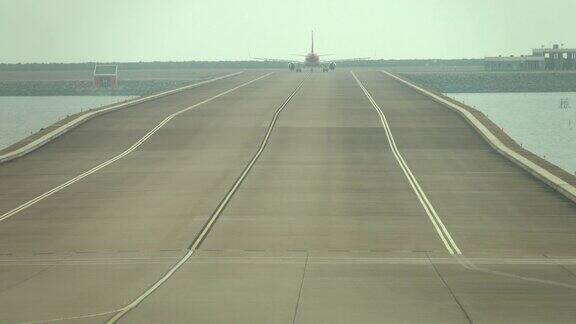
(427, 254, 474, 324)
(292, 252, 309, 324)
(0, 249, 188, 259)
(4, 248, 576, 264)
(195, 248, 438, 254)
(0, 254, 183, 266)
(544, 254, 576, 278)
(184, 254, 576, 265)
(3, 256, 576, 266)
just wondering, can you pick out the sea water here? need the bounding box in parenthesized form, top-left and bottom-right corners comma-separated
(0, 96, 136, 150)
(447, 92, 576, 174)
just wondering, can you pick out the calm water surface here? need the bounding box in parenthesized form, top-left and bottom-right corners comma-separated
(447, 92, 576, 174)
(0, 96, 136, 150)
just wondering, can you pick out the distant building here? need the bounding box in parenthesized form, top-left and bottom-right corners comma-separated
(533, 44, 576, 70)
(485, 44, 576, 71)
(93, 64, 118, 89)
(484, 55, 545, 71)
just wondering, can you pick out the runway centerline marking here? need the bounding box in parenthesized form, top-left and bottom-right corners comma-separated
(352, 71, 462, 255)
(106, 76, 308, 323)
(0, 72, 273, 224)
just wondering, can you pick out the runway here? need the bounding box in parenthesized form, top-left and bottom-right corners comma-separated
(1, 70, 575, 323)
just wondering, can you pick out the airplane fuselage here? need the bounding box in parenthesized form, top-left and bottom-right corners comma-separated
(304, 53, 320, 67)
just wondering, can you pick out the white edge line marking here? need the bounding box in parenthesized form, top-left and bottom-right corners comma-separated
(106, 77, 307, 323)
(0, 73, 273, 224)
(382, 70, 576, 204)
(352, 71, 461, 255)
(0, 72, 244, 164)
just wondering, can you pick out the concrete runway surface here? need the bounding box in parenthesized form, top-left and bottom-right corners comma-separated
(0, 70, 575, 323)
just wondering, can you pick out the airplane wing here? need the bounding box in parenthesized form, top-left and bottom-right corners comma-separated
(315, 54, 371, 62)
(250, 57, 299, 63)
(330, 57, 371, 63)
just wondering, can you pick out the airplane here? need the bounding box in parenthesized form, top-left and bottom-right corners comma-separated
(252, 31, 369, 72)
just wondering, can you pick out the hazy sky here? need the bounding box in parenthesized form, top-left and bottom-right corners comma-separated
(1, 0, 575, 63)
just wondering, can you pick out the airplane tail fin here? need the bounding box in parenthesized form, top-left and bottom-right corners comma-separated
(311, 31, 314, 54)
